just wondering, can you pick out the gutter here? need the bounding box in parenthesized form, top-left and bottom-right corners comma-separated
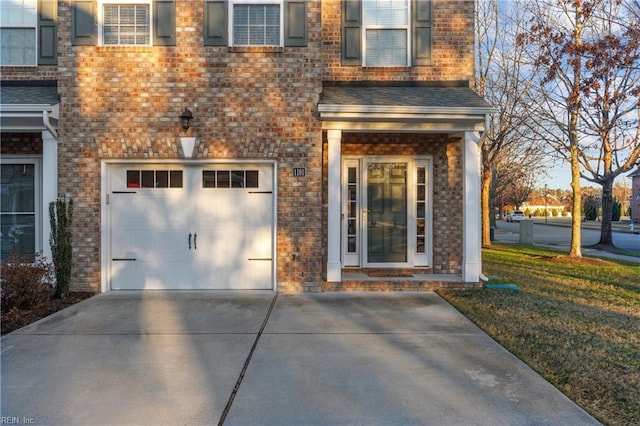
(0, 103, 58, 139)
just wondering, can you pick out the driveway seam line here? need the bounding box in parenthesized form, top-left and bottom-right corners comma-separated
(218, 292, 279, 425)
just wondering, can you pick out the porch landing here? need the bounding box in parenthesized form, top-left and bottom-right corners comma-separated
(322, 269, 481, 291)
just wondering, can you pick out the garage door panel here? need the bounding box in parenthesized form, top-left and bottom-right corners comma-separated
(109, 164, 274, 290)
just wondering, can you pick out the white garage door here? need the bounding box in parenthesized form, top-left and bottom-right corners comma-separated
(108, 163, 274, 290)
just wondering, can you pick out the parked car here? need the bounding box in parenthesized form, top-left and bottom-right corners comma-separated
(507, 211, 526, 222)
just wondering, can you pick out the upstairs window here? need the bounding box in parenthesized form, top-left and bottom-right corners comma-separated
(342, 0, 432, 67)
(363, 0, 409, 66)
(72, 0, 175, 46)
(204, 0, 307, 47)
(0, 0, 37, 65)
(232, 2, 281, 46)
(103, 3, 151, 45)
(99, 1, 151, 46)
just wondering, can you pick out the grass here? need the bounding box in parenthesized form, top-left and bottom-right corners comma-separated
(437, 244, 640, 426)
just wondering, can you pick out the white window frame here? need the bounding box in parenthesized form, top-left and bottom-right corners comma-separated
(0, 156, 43, 260)
(0, 0, 38, 66)
(362, 0, 411, 67)
(229, 0, 284, 47)
(98, 0, 153, 46)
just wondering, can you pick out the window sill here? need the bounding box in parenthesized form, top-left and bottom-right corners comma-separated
(228, 46, 284, 54)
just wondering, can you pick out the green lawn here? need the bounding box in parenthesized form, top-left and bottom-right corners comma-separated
(438, 244, 640, 426)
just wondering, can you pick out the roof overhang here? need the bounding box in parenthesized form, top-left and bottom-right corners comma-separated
(0, 103, 58, 137)
(318, 83, 494, 134)
(318, 104, 492, 133)
(1, 80, 59, 137)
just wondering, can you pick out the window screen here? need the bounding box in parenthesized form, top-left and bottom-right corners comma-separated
(103, 4, 150, 45)
(0, 0, 37, 65)
(363, 0, 409, 66)
(233, 4, 280, 46)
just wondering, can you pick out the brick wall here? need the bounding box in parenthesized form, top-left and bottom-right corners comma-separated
(322, 0, 476, 82)
(321, 132, 464, 276)
(0, 133, 43, 155)
(55, 0, 324, 291)
(15, 0, 476, 292)
(0, 66, 57, 81)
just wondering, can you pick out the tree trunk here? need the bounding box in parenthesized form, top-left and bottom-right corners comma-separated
(569, 143, 582, 257)
(598, 178, 615, 246)
(481, 151, 493, 247)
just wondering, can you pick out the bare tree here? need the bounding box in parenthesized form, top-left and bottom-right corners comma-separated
(475, 0, 546, 246)
(576, 0, 640, 246)
(520, 0, 595, 257)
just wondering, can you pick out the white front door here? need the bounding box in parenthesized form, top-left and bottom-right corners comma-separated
(342, 157, 432, 268)
(108, 163, 274, 290)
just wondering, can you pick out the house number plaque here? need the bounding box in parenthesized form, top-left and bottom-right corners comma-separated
(292, 167, 306, 177)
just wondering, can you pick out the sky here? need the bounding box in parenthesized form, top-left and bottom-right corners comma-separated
(543, 162, 637, 191)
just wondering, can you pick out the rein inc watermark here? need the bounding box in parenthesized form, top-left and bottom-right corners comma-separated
(1, 417, 35, 425)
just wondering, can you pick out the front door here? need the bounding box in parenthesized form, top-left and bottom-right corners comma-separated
(342, 157, 432, 268)
(366, 162, 407, 263)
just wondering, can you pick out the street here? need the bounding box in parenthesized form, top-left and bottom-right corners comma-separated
(495, 220, 640, 253)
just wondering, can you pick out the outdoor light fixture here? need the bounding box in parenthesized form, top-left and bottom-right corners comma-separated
(179, 107, 193, 131)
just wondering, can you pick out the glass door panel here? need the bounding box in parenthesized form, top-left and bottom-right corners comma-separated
(366, 162, 407, 263)
(1, 164, 36, 260)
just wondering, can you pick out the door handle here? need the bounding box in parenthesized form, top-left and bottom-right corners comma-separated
(194, 233, 197, 250)
(188, 232, 192, 250)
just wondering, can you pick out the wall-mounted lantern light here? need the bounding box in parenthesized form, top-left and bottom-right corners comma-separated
(179, 107, 193, 131)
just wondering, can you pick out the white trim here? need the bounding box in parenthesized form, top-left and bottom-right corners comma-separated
(326, 129, 342, 282)
(318, 104, 494, 116)
(41, 131, 58, 262)
(463, 132, 481, 282)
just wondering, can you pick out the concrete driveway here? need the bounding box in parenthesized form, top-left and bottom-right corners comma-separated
(1, 292, 599, 425)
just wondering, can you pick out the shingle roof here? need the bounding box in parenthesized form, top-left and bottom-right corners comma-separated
(320, 84, 492, 110)
(0, 81, 59, 105)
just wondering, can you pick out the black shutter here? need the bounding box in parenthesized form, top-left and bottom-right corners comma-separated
(412, 0, 432, 65)
(204, 0, 228, 46)
(153, 0, 176, 46)
(72, 0, 95, 46)
(284, 0, 307, 47)
(38, 0, 57, 64)
(341, 0, 361, 66)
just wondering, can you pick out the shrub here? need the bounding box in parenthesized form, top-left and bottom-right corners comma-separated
(612, 199, 622, 221)
(50, 198, 73, 298)
(1, 252, 54, 311)
(584, 196, 599, 220)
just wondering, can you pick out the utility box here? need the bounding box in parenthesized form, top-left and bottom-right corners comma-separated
(519, 220, 534, 244)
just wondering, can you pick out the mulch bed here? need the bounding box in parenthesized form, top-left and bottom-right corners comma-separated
(1, 292, 96, 336)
